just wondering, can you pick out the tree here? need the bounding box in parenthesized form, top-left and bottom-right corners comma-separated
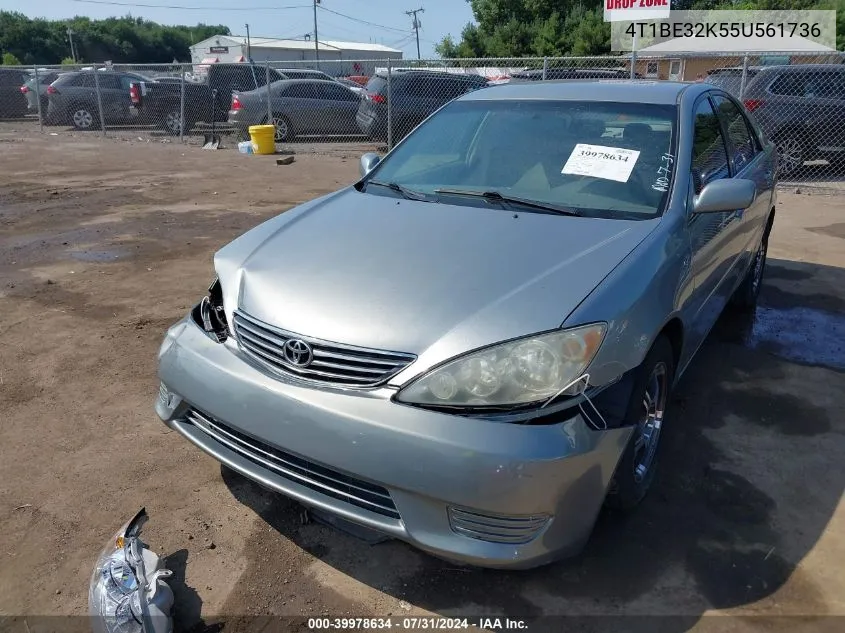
(437, 0, 613, 58)
(437, 0, 845, 58)
(0, 11, 229, 64)
(2, 52, 21, 65)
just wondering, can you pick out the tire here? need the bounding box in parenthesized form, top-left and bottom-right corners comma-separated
(774, 132, 804, 177)
(161, 110, 185, 136)
(70, 104, 99, 130)
(731, 225, 770, 311)
(605, 336, 675, 512)
(269, 115, 293, 142)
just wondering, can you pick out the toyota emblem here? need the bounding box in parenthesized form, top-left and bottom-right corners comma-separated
(283, 339, 314, 367)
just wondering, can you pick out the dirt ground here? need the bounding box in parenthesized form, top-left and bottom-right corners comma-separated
(1, 127, 844, 633)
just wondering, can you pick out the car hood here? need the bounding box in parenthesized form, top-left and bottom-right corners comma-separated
(214, 188, 659, 376)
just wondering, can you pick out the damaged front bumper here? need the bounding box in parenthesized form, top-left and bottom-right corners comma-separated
(157, 316, 634, 569)
(89, 509, 174, 633)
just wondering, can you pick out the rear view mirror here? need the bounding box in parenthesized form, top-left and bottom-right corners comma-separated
(360, 153, 381, 177)
(693, 178, 756, 214)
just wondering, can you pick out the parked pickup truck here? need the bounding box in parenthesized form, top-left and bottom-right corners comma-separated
(129, 64, 287, 135)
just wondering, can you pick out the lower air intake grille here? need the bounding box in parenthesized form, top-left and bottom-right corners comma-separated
(186, 408, 400, 519)
(448, 507, 549, 544)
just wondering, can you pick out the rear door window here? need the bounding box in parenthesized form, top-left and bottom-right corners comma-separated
(285, 83, 318, 99)
(812, 71, 845, 100)
(318, 83, 359, 101)
(72, 73, 96, 88)
(768, 72, 807, 96)
(97, 74, 122, 90)
(712, 95, 758, 173)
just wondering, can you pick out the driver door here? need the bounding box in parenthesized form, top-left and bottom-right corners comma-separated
(685, 94, 744, 354)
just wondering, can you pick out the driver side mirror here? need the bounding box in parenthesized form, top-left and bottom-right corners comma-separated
(359, 152, 381, 177)
(693, 178, 756, 214)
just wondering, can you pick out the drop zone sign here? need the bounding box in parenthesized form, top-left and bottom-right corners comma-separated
(604, 0, 670, 22)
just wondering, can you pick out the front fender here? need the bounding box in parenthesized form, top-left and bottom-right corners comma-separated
(562, 215, 691, 387)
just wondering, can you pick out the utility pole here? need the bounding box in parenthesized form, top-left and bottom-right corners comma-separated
(313, 0, 321, 63)
(405, 7, 425, 59)
(67, 27, 77, 63)
(245, 23, 252, 62)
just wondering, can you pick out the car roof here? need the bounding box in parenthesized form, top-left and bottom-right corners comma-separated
(275, 68, 327, 73)
(376, 70, 486, 81)
(751, 64, 845, 73)
(516, 67, 628, 74)
(273, 78, 342, 85)
(461, 79, 693, 105)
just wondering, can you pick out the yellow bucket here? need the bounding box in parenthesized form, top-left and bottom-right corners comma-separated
(249, 124, 276, 155)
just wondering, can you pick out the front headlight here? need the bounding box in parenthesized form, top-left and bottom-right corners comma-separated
(190, 277, 228, 342)
(89, 509, 173, 633)
(395, 324, 606, 408)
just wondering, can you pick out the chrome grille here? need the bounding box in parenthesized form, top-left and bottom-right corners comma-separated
(186, 408, 400, 519)
(448, 507, 550, 544)
(233, 310, 415, 387)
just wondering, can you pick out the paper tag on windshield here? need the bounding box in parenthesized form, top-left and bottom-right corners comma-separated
(562, 144, 640, 182)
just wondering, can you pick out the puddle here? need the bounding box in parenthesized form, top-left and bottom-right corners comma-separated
(719, 305, 845, 371)
(68, 248, 130, 262)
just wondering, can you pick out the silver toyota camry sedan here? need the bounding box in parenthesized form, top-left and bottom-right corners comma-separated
(156, 80, 776, 569)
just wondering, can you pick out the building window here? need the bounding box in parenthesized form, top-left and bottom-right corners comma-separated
(669, 60, 681, 77)
(646, 61, 659, 78)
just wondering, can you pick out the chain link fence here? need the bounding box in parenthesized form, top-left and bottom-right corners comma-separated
(2, 52, 844, 188)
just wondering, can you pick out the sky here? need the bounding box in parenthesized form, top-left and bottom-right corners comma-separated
(6, 0, 477, 58)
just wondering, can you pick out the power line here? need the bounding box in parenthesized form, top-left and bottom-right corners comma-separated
(316, 5, 408, 34)
(386, 34, 415, 50)
(71, 0, 310, 10)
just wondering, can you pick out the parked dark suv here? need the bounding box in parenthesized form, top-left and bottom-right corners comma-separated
(708, 64, 845, 175)
(356, 70, 489, 142)
(0, 68, 30, 118)
(46, 69, 156, 129)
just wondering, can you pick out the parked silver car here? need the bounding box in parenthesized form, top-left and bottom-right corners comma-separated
(228, 78, 362, 142)
(157, 80, 777, 569)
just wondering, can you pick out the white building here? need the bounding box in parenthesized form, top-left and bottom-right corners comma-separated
(189, 34, 403, 76)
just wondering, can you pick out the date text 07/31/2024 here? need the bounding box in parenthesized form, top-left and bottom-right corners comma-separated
(307, 617, 529, 630)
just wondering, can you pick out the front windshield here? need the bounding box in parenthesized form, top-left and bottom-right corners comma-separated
(366, 99, 677, 219)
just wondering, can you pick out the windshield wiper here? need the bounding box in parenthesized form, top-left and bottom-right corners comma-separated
(367, 180, 430, 201)
(434, 189, 581, 217)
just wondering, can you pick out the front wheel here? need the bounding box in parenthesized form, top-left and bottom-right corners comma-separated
(605, 336, 675, 511)
(731, 235, 768, 311)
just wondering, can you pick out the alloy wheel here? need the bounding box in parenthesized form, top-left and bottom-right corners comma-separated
(165, 111, 182, 135)
(632, 362, 668, 483)
(272, 117, 288, 142)
(72, 109, 94, 129)
(776, 137, 803, 176)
